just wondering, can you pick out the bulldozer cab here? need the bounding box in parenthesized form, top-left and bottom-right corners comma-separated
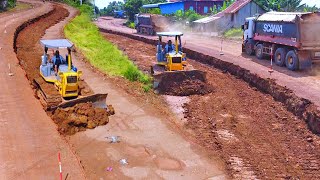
(156, 32, 187, 71)
(39, 39, 82, 98)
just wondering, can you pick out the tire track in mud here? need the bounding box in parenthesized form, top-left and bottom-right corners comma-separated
(100, 31, 320, 179)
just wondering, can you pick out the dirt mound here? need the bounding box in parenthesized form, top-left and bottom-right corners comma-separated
(52, 102, 115, 135)
(156, 71, 213, 96)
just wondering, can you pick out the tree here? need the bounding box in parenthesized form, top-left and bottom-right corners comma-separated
(124, 0, 143, 21)
(302, 4, 318, 12)
(221, 1, 227, 11)
(101, 1, 124, 16)
(254, 0, 305, 12)
(142, 0, 165, 4)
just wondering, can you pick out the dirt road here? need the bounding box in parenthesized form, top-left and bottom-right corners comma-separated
(101, 32, 320, 179)
(0, 0, 84, 179)
(96, 17, 320, 109)
(21, 3, 227, 180)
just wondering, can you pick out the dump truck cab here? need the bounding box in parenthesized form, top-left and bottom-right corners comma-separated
(243, 17, 256, 41)
(155, 32, 187, 71)
(39, 39, 82, 98)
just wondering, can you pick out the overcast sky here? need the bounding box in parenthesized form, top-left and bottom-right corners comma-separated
(95, 0, 320, 9)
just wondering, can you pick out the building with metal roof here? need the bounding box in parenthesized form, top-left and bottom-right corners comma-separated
(142, 0, 224, 15)
(194, 0, 265, 33)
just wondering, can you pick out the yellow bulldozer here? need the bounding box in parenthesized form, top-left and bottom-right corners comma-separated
(33, 39, 108, 110)
(151, 32, 206, 90)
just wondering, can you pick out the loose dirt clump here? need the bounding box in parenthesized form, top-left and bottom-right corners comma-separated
(51, 103, 114, 135)
(156, 71, 213, 96)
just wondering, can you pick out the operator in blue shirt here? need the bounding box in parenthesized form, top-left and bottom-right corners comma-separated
(51, 50, 66, 75)
(164, 40, 175, 53)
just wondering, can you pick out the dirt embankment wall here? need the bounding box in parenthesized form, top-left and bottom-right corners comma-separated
(99, 28, 320, 134)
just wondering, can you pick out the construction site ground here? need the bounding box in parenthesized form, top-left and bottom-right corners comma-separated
(7, 1, 226, 179)
(3, 1, 320, 179)
(96, 17, 320, 108)
(0, 0, 84, 179)
(101, 30, 320, 178)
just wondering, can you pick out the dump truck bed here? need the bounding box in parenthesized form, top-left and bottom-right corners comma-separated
(254, 12, 320, 51)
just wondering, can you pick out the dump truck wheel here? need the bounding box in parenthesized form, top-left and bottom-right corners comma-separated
(286, 50, 299, 71)
(149, 29, 154, 35)
(255, 44, 264, 59)
(274, 48, 286, 66)
(245, 41, 254, 56)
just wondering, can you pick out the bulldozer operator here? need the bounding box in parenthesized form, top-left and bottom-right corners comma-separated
(164, 40, 175, 54)
(51, 50, 66, 75)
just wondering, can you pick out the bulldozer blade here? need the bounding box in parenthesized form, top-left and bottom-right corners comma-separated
(54, 93, 108, 110)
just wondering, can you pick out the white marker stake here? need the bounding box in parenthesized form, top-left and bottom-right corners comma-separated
(58, 152, 62, 180)
(220, 38, 224, 55)
(269, 47, 274, 75)
(8, 64, 13, 76)
(4, 24, 7, 34)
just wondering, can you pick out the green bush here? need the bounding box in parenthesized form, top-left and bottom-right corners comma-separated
(79, 4, 93, 15)
(8, 0, 16, 8)
(128, 22, 135, 29)
(64, 11, 151, 87)
(223, 28, 243, 39)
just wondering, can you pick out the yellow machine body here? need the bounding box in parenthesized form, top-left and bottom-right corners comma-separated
(156, 32, 187, 72)
(40, 52, 82, 98)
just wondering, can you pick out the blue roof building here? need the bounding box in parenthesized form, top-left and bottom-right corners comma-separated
(142, 0, 224, 15)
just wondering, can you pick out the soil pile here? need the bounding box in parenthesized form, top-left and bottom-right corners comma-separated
(157, 71, 213, 96)
(52, 103, 115, 135)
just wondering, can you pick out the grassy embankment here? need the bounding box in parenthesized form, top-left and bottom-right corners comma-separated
(223, 28, 243, 40)
(64, 5, 152, 91)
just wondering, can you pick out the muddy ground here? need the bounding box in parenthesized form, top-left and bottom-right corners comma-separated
(15, 5, 112, 135)
(102, 32, 320, 179)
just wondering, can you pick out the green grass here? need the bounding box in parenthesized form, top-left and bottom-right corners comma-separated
(223, 28, 243, 39)
(128, 22, 135, 29)
(124, 21, 136, 29)
(64, 11, 151, 90)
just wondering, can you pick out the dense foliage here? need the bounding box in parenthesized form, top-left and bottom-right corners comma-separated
(124, 0, 143, 21)
(254, 0, 318, 12)
(100, 1, 124, 16)
(0, 0, 16, 10)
